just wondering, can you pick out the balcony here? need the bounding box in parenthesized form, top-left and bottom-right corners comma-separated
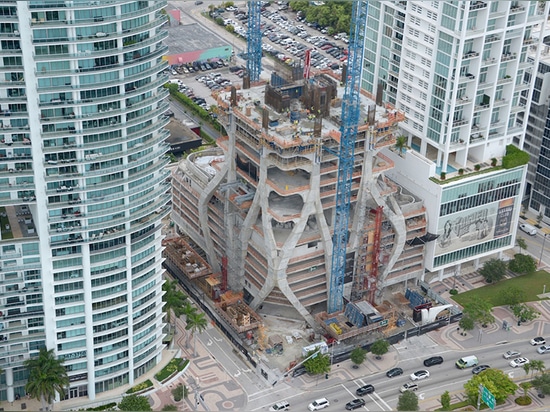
(510, 5, 525, 13)
(501, 52, 517, 62)
(462, 51, 479, 60)
(452, 118, 468, 127)
(470, 1, 487, 10)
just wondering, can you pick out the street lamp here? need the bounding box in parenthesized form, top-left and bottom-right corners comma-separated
(539, 233, 548, 268)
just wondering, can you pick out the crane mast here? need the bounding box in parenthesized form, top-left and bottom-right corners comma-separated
(246, 1, 262, 82)
(328, 1, 369, 313)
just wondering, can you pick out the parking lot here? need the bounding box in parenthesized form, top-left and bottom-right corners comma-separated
(167, 2, 349, 112)
(211, 2, 349, 73)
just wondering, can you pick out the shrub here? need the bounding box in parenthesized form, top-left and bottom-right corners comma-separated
(155, 358, 189, 382)
(491, 157, 498, 167)
(474, 164, 481, 171)
(458, 168, 464, 175)
(440, 172, 446, 180)
(502, 144, 529, 169)
(449, 289, 458, 295)
(515, 396, 532, 406)
(85, 403, 117, 411)
(126, 379, 153, 394)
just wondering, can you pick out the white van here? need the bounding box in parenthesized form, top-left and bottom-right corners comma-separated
(519, 223, 537, 236)
(456, 355, 478, 369)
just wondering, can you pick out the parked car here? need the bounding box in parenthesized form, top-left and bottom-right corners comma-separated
(510, 357, 530, 368)
(423, 356, 444, 367)
(386, 367, 403, 378)
(472, 365, 490, 375)
(503, 350, 521, 359)
(356, 384, 375, 396)
(345, 398, 366, 410)
(537, 345, 550, 354)
(410, 370, 430, 381)
(400, 383, 418, 393)
(531, 337, 546, 346)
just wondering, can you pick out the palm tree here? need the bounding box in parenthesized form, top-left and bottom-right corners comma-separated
(24, 347, 69, 411)
(529, 360, 546, 377)
(185, 311, 208, 357)
(182, 302, 197, 349)
(519, 381, 532, 400)
(162, 279, 188, 327)
(395, 135, 407, 157)
(516, 237, 527, 254)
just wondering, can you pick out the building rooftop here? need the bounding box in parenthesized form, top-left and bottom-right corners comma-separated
(215, 73, 400, 150)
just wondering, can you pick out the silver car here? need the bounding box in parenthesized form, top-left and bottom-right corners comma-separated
(503, 350, 521, 359)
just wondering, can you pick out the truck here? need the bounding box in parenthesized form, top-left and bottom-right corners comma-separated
(456, 355, 478, 369)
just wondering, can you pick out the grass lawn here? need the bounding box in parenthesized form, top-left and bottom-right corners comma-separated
(453, 270, 550, 307)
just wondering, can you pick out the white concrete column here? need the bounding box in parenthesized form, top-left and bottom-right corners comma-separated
(6, 367, 14, 402)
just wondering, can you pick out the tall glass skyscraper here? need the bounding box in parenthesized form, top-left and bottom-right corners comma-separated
(361, 1, 549, 278)
(0, 0, 170, 403)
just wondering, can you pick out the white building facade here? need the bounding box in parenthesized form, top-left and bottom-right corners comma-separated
(363, 1, 549, 276)
(0, 0, 170, 402)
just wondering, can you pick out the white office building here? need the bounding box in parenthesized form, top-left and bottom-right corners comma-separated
(362, 1, 549, 277)
(0, 0, 170, 403)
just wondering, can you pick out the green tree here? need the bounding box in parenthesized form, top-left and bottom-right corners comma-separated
(162, 279, 188, 326)
(440, 390, 451, 411)
(370, 339, 390, 360)
(303, 350, 331, 375)
(397, 390, 419, 411)
(463, 300, 495, 327)
(532, 373, 550, 396)
(479, 258, 508, 283)
(118, 394, 152, 411)
(516, 237, 527, 254)
(395, 135, 407, 157)
(508, 253, 537, 275)
(350, 347, 366, 368)
(502, 286, 526, 306)
(524, 360, 545, 377)
(185, 311, 208, 357)
(511, 303, 539, 323)
(459, 315, 475, 335)
(171, 384, 187, 401)
(520, 381, 532, 397)
(464, 369, 517, 405)
(24, 347, 69, 411)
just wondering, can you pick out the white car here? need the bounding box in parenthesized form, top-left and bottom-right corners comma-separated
(400, 382, 419, 393)
(269, 401, 290, 411)
(308, 398, 329, 411)
(531, 337, 546, 346)
(537, 345, 550, 354)
(410, 370, 430, 381)
(510, 357, 530, 368)
(503, 350, 521, 359)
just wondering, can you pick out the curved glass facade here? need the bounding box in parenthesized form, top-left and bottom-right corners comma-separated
(0, 0, 170, 403)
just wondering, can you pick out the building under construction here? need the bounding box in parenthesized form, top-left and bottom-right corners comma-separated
(171, 69, 428, 328)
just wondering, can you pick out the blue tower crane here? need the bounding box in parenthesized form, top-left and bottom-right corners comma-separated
(328, 1, 369, 314)
(246, 1, 262, 82)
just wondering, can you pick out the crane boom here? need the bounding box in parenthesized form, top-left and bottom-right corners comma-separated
(328, 1, 369, 314)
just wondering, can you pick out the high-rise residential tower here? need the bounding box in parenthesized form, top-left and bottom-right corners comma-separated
(362, 1, 549, 278)
(0, 0, 170, 403)
(522, 46, 550, 222)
